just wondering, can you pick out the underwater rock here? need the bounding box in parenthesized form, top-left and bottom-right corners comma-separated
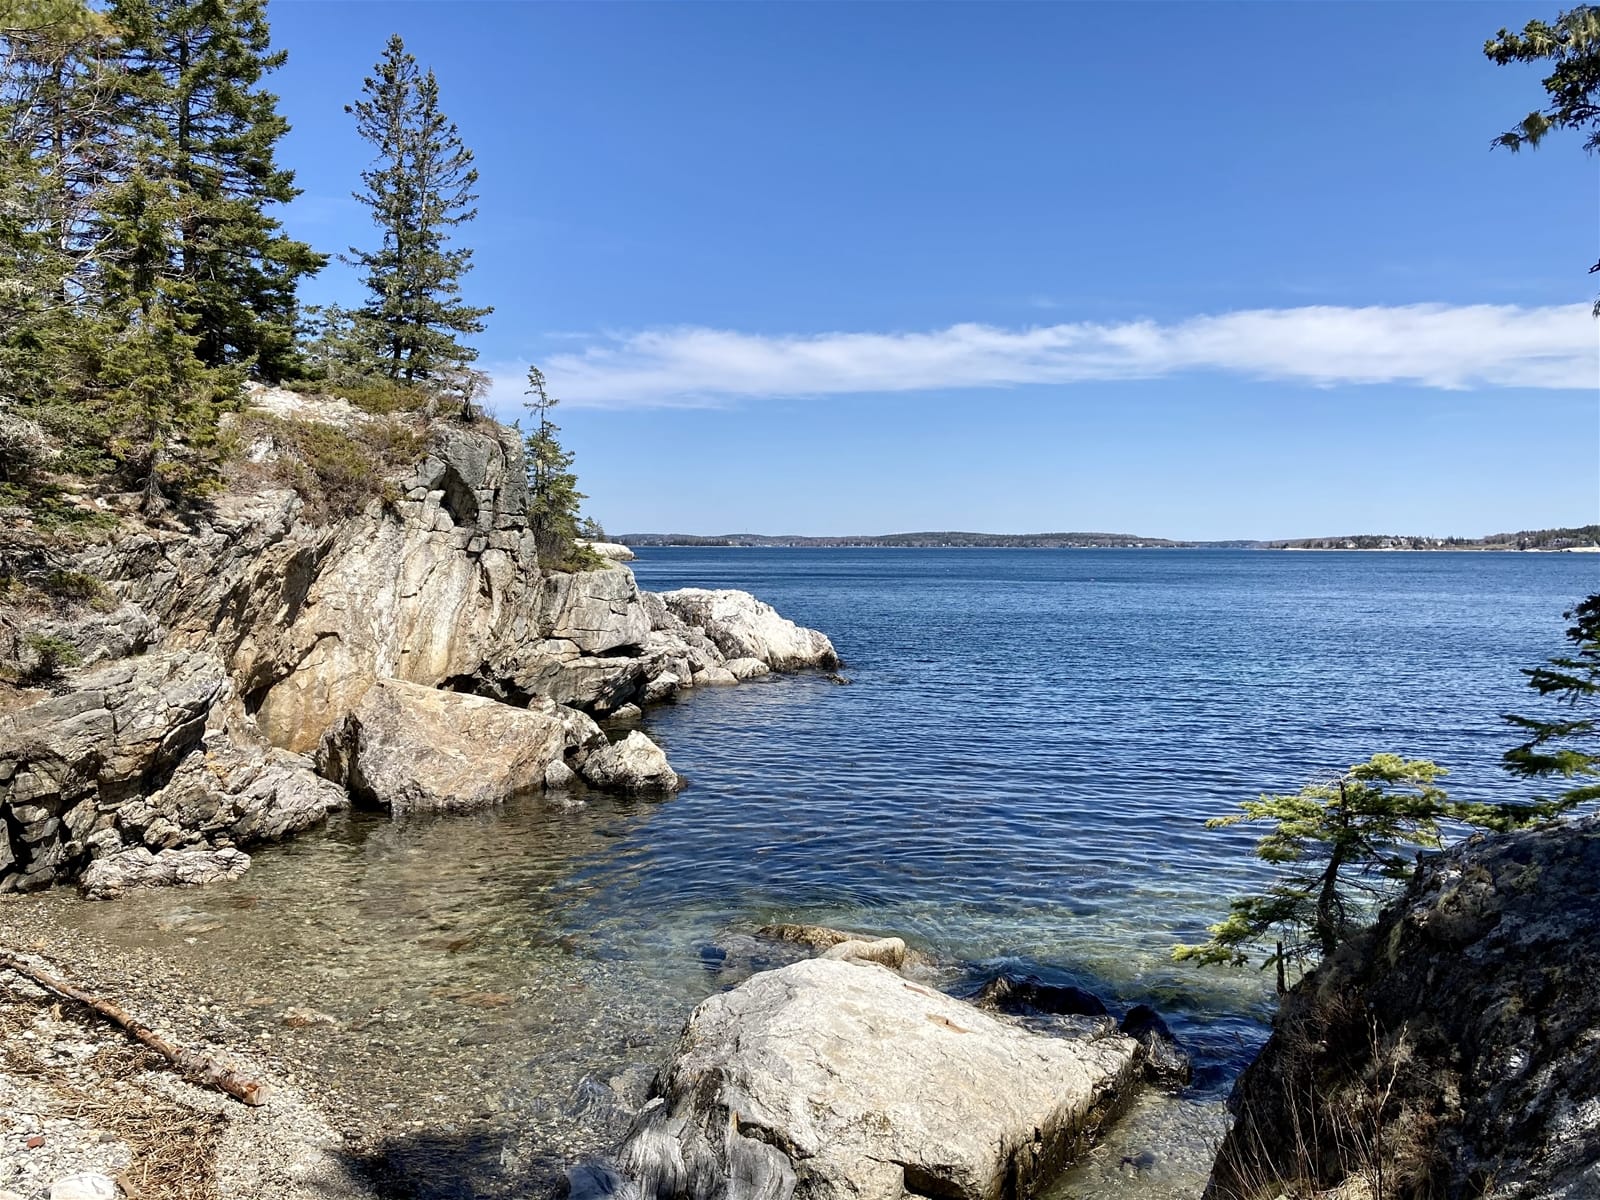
(1119, 1005, 1192, 1090)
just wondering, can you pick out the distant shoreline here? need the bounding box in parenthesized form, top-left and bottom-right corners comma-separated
(623, 544, 1600, 553)
(618, 527, 1600, 553)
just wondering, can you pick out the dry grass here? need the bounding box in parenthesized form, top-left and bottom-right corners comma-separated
(0, 992, 224, 1200)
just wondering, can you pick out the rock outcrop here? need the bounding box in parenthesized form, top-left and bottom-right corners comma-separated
(1, 388, 835, 895)
(658, 589, 838, 672)
(1207, 817, 1600, 1200)
(604, 957, 1141, 1200)
(0, 648, 348, 894)
(0, 650, 225, 890)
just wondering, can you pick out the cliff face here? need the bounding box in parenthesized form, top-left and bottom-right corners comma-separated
(0, 390, 836, 895)
(1207, 817, 1600, 1200)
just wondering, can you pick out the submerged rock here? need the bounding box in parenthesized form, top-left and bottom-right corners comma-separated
(1119, 1005, 1192, 1090)
(608, 957, 1140, 1200)
(1208, 816, 1600, 1200)
(975, 972, 1111, 1018)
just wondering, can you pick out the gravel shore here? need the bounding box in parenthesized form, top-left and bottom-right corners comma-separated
(0, 904, 377, 1200)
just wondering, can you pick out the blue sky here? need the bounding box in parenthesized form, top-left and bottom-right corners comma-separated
(267, 1, 1599, 539)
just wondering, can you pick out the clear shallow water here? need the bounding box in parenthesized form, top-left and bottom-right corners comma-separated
(15, 549, 1598, 1198)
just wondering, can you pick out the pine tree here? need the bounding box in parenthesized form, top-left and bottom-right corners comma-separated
(109, 0, 324, 377)
(1, 0, 129, 488)
(1172, 755, 1556, 990)
(1503, 593, 1600, 808)
(1485, 7, 1600, 313)
(346, 34, 490, 385)
(90, 164, 240, 508)
(523, 366, 588, 569)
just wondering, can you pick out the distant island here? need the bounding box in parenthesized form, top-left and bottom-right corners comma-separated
(618, 525, 1600, 551)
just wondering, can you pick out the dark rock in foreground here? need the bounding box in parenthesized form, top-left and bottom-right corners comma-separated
(1208, 816, 1600, 1200)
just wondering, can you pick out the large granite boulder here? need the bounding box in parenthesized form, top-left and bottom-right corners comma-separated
(315, 678, 600, 813)
(659, 589, 838, 672)
(1208, 816, 1600, 1200)
(607, 957, 1140, 1200)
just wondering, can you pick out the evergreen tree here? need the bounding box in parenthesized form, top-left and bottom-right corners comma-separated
(347, 34, 490, 384)
(1173, 755, 1555, 990)
(1486, 7, 1600, 312)
(109, 0, 323, 376)
(1503, 593, 1600, 808)
(89, 163, 240, 507)
(523, 366, 587, 568)
(1, 0, 128, 486)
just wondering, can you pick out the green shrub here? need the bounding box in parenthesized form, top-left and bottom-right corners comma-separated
(21, 633, 81, 684)
(330, 379, 437, 416)
(244, 414, 423, 522)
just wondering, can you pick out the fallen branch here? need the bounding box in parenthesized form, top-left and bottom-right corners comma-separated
(0, 952, 270, 1106)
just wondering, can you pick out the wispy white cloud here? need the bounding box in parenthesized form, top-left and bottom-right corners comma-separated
(485, 303, 1597, 411)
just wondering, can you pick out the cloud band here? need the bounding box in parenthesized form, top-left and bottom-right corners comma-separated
(490, 303, 1597, 409)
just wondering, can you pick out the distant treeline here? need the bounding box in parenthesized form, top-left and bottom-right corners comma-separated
(1264, 526, 1600, 551)
(619, 531, 1191, 549)
(619, 525, 1600, 551)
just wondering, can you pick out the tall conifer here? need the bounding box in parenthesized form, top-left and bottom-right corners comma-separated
(109, 0, 323, 377)
(347, 34, 490, 386)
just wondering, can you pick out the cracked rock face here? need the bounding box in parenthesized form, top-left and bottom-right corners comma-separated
(0, 649, 346, 894)
(1208, 817, 1600, 1200)
(604, 958, 1140, 1200)
(0, 650, 226, 891)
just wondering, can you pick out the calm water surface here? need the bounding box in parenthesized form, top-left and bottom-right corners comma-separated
(16, 549, 1597, 1199)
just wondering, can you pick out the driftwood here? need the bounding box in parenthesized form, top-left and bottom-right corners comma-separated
(0, 952, 270, 1106)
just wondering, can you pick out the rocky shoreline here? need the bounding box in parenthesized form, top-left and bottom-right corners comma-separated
(1, 387, 839, 899)
(3, 388, 1595, 1200)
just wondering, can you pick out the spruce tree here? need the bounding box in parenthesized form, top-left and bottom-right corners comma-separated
(1173, 754, 1559, 990)
(1503, 593, 1600, 808)
(1, 0, 128, 485)
(109, 0, 324, 376)
(523, 366, 587, 568)
(347, 34, 490, 386)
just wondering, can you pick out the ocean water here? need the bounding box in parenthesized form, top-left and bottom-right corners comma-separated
(21, 548, 1597, 1198)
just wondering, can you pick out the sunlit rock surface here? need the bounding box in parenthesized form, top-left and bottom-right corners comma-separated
(603, 957, 1140, 1200)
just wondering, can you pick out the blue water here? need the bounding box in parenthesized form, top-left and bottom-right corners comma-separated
(615, 548, 1597, 1069)
(27, 547, 1598, 1197)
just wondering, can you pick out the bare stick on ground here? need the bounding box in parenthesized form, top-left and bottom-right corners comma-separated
(0, 951, 271, 1106)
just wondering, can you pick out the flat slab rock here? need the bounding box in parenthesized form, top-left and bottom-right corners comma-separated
(607, 957, 1140, 1200)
